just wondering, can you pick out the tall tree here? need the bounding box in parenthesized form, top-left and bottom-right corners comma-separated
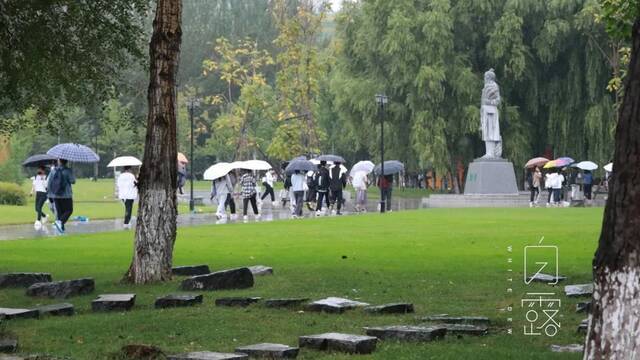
(123, 0, 182, 284)
(585, 2, 640, 358)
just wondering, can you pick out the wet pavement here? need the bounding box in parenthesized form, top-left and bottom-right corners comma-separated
(0, 195, 426, 241)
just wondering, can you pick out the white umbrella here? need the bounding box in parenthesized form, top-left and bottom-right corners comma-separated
(350, 160, 375, 175)
(203, 162, 233, 180)
(574, 161, 598, 171)
(231, 160, 272, 171)
(107, 156, 142, 168)
(604, 162, 613, 172)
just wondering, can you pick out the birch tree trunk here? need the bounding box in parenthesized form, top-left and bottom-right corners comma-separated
(123, 0, 182, 284)
(584, 19, 640, 359)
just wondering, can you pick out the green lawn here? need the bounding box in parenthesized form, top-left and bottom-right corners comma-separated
(0, 208, 598, 359)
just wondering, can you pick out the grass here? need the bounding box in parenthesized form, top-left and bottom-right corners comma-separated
(0, 208, 600, 359)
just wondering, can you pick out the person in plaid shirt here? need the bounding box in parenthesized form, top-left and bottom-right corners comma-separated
(240, 170, 260, 221)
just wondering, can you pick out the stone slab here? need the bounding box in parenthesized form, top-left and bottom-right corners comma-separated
(172, 265, 211, 276)
(0, 338, 18, 353)
(576, 301, 591, 313)
(0, 273, 52, 288)
(464, 159, 518, 195)
(526, 273, 567, 284)
(298, 333, 377, 354)
(215, 297, 261, 307)
(577, 319, 588, 333)
(565, 284, 593, 297)
(167, 352, 248, 360)
(264, 298, 309, 308)
(92, 294, 136, 312)
(26, 278, 94, 299)
(247, 265, 273, 276)
(420, 315, 490, 326)
(36, 303, 74, 317)
(180, 268, 254, 291)
(0, 308, 39, 320)
(364, 325, 446, 342)
(235, 343, 299, 358)
(120, 344, 164, 359)
(550, 344, 584, 353)
(438, 323, 488, 336)
(305, 297, 369, 314)
(364, 303, 414, 315)
(155, 294, 203, 309)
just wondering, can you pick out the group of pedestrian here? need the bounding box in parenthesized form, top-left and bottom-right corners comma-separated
(29, 159, 76, 233)
(527, 166, 594, 207)
(212, 169, 264, 221)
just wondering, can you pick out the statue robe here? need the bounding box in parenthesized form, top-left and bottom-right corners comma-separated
(480, 81, 501, 142)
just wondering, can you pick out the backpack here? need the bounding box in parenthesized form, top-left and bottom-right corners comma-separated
(49, 168, 66, 196)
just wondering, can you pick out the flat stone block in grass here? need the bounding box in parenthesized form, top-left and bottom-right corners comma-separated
(526, 273, 567, 284)
(364, 303, 414, 315)
(172, 265, 211, 276)
(180, 268, 254, 291)
(247, 265, 273, 276)
(438, 323, 488, 336)
(92, 294, 136, 312)
(550, 344, 584, 353)
(577, 319, 588, 333)
(0, 338, 18, 353)
(420, 315, 490, 326)
(120, 344, 165, 359)
(305, 297, 369, 314)
(155, 294, 203, 309)
(0, 308, 39, 320)
(215, 297, 261, 307)
(565, 284, 593, 297)
(298, 333, 377, 354)
(576, 301, 591, 313)
(264, 298, 309, 308)
(364, 325, 446, 342)
(167, 352, 248, 360)
(235, 343, 299, 358)
(0, 273, 52, 288)
(36, 303, 74, 317)
(26, 278, 94, 299)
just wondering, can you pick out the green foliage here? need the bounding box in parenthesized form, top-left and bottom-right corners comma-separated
(0, 182, 26, 205)
(0, 131, 30, 185)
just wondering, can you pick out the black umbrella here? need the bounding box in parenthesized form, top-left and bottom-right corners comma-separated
(317, 154, 346, 163)
(22, 154, 57, 167)
(285, 159, 316, 175)
(374, 160, 405, 175)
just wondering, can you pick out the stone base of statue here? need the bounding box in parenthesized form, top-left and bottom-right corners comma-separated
(464, 157, 518, 195)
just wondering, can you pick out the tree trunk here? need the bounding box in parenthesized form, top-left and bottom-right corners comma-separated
(584, 20, 640, 360)
(123, 0, 182, 284)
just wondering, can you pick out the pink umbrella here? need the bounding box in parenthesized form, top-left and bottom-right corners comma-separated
(525, 157, 549, 168)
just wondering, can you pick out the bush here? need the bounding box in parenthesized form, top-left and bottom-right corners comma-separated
(0, 182, 27, 205)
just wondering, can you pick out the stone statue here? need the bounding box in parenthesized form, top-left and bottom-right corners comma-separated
(480, 68, 502, 158)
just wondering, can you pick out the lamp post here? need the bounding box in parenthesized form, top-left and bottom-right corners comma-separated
(375, 93, 388, 213)
(187, 98, 200, 213)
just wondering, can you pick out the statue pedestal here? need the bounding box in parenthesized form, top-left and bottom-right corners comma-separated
(464, 158, 518, 195)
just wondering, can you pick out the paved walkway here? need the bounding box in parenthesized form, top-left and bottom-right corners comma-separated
(0, 197, 425, 241)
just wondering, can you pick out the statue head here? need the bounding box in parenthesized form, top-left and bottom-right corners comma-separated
(484, 68, 496, 83)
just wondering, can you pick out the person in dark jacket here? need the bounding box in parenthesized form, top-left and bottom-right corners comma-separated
(377, 174, 393, 212)
(306, 168, 318, 211)
(47, 159, 76, 233)
(329, 162, 347, 215)
(315, 161, 331, 215)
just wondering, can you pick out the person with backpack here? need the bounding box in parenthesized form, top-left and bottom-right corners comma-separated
(305, 169, 318, 211)
(315, 161, 330, 216)
(47, 159, 76, 234)
(329, 162, 347, 215)
(30, 166, 49, 229)
(117, 166, 138, 229)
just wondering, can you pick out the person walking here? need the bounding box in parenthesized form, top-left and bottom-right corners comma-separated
(30, 166, 49, 229)
(544, 171, 555, 207)
(377, 174, 393, 212)
(552, 169, 565, 206)
(240, 170, 260, 221)
(329, 162, 347, 215)
(213, 174, 233, 220)
(177, 161, 187, 195)
(117, 166, 138, 229)
(532, 166, 542, 206)
(260, 169, 277, 206)
(583, 170, 593, 202)
(352, 170, 369, 212)
(315, 161, 330, 216)
(47, 159, 75, 234)
(291, 170, 306, 218)
(305, 169, 318, 211)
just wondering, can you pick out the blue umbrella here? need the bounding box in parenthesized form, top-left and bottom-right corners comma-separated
(47, 143, 100, 163)
(22, 154, 57, 167)
(285, 159, 316, 175)
(374, 160, 405, 175)
(317, 154, 346, 163)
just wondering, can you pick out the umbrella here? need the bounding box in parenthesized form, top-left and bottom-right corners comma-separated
(177, 152, 189, 163)
(47, 143, 99, 163)
(231, 160, 272, 171)
(604, 163, 613, 172)
(203, 162, 233, 181)
(310, 158, 333, 166)
(317, 154, 346, 163)
(524, 157, 549, 169)
(107, 156, 142, 168)
(374, 160, 405, 175)
(350, 160, 375, 175)
(574, 161, 598, 171)
(285, 159, 316, 175)
(543, 157, 574, 169)
(22, 154, 57, 167)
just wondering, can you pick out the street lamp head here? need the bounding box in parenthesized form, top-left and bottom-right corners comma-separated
(187, 97, 201, 110)
(375, 94, 388, 106)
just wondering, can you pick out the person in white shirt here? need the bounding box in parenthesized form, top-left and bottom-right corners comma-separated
(213, 174, 233, 220)
(552, 169, 565, 206)
(117, 166, 138, 228)
(260, 169, 277, 206)
(544, 171, 555, 207)
(290, 170, 306, 218)
(30, 166, 49, 228)
(351, 171, 369, 212)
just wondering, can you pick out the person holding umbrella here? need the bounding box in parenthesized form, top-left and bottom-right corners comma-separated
(240, 169, 260, 221)
(377, 174, 393, 212)
(291, 170, 306, 218)
(30, 165, 49, 228)
(315, 161, 331, 216)
(351, 170, 369, 212)
(117, 166, 138, 229)
(329, 162, 347, 215)
(47, 159, 76, 233)
(213, 174, 233, 220)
